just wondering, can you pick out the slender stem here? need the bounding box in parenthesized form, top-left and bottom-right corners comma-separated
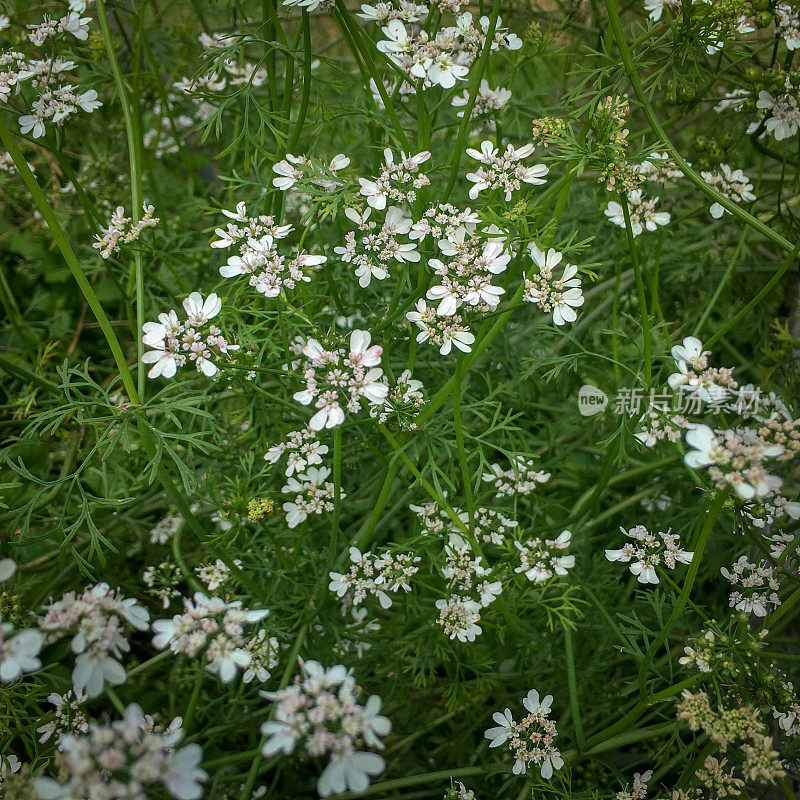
(172, 522, 204, 592)
(564, 625, 586, 751)
(442, 0, 501, 202)
(334, 2, 409, 151)
(286, 11, 312, 154)
(453, 354, 474, 523)
(620, 194, 651, 386)
(96, 0, 146, 401)
(335, 767, 486, 800)
(637, 490, 729, 702)
(0, 114, 140, 403)
(704, 239, 800, 349)
(765, 584, 800, 629)
(605, 0, 796, 255)
(182, 666, 206, 733)
(105, 685, 127, 715)
(694, 223, 749, 336)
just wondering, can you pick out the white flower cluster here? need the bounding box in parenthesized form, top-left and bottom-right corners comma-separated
(1, 6, 102, 138)
(38, 583, 150, 698)
(334, 206, 419, 288)
(437, 534, 502, 635)
(667, 336, 737, 404)
(141, 292, 239, 379)
(273, 152, 351, 192)
(409, 500, 517, 545)
(615, 769, 653, 800)
(435, 594, 482, 642)
(281, 466, 340, 528)
(426, 227, 510, 316)
(482, 457, 550, 498)
(635, 409, 689, 447)
(329, 546, 420, 608)
(35, 703, 207, 800)
(452, 80, 511, 121)
(406, 297, 475, 355)
(358, 148, 430, 209)
(699, 164, 756, 219)
(37, 690, 89, 746)
(484, 689, 563, 778)
(466, 141, 548, 200)
(152, 592, 270, 682)
(605, 525, 693, 585)
(604, 189, 670, 237)
(261, 660, 391, 797)
(195, 558, 240, 592)
(472, 507, 518, 545)
(211, 202, 326, 298)
(514, 531, 574, 584)
(409, 203, 480, 242)
(376, 13, 521, 90)
(752, 83, 800, 142)
(369, 369, 425, 427)
(635, 152, 683, 186)
(292, 329, 389, 430)
(777, 3, 800, 50)
(92, 203, 159, 259)
(522, 243, 585, 326)
(143, 561, 182, 608)
(684, 425, 784, 500)
(0, 615, 43, 684)
(149, 514, 183, 545)
(774, 682, 800, 736)
(266, 427, 329, 476)
(720, 556, 781, 617)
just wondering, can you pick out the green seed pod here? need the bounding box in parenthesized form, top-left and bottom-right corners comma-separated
(744, 67, 761, 83)
(755, 10, 774, 27)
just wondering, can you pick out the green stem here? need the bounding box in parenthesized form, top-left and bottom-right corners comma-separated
(182, 665, 205, 733)
(605, 0, 796, 255)
(637, 490, 729, 702)
(453, 354, 474, 523)
(335, 2, 409, 151)
(286, 11, 312, 154)
(0, 114, 140, 403)
(96, 0, 146, 401)
(564, 625, 586, 751)
(704, 239, 800, 349)
(442, 0, 501, 201)
(620, 194, 651, 386)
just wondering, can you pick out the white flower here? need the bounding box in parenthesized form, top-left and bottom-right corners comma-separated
(319, 749, 385, 796)
(0, 558, 16, 582)
(0, 623, 44, 683)
(484, 707, 514, 747)
(684, 424, 717, 469)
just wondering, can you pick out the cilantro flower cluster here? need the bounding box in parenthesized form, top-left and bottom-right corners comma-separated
(35, 703, 207, 800)
(212, 202, 326, 298)
(514, 531, 574, 584)
(605, 525, 693, 585)
(141, 292, 239, 379)
(152, 592, 270, 683)
(329, 546, 420, 608)
(292, 329, 389, 430)
(261, 660, 392, 797)
(38, 583, 150, 698)
(485, 689, 564, 778)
